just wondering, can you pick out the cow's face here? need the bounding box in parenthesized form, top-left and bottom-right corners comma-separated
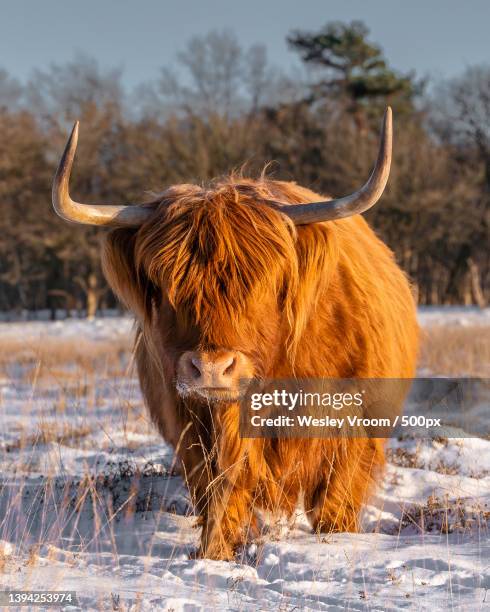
(104, 184, 300, 404)
(154, 280, 282, 403)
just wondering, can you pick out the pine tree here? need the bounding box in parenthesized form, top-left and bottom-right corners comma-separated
(288, 20, 418, 123)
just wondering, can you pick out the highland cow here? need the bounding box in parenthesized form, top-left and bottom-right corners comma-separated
(52, 108, 418, 560)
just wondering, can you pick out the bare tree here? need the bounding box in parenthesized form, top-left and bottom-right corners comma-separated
(155, 30, 291, 121)
(27, 53, 124, 124)
(431, 66, 490, 306)
(0, 69, 23, 110)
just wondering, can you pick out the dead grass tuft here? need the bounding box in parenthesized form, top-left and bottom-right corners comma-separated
(397, 494, 490, 535)
(386, 446, 425, 470)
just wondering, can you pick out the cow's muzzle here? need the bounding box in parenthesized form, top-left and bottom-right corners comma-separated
(176, 350, 254, 402)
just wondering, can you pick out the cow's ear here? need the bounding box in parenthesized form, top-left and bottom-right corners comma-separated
(102, 229, 149, 322)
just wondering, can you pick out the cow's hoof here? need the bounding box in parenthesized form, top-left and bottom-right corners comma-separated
(191, 545, 236, 561)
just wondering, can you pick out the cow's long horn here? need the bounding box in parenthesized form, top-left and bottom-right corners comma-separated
(52, 122, 153, 227)
(274, 107, 392, 225)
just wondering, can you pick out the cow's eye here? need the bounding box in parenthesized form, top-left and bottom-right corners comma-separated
(277, 278, 289, 308)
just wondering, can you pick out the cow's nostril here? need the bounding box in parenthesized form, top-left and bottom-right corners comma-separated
(190, 357, 202, 379)
(223, 357, 236, 377)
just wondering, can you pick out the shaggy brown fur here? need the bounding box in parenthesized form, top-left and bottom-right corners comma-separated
(102, 176, 419, 560)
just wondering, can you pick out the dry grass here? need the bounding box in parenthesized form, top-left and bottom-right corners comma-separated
(4, 422, 94, 453)
(397, 494, 490, 535)
(386, 439, 466, 476)
(419, 325, 490, 377)
(0, 330, 154, 467)
(0, 336, 133, 380)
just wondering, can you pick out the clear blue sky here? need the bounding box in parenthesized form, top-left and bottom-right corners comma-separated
(1, 0, 489, 88)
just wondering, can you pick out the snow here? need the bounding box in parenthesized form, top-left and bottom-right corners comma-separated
(0, 308, 488, 610)
(0, 315, 134, 341)
(417, 306, 490, 328)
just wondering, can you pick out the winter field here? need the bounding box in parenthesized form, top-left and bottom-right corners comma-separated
(0, 308, 488, 611)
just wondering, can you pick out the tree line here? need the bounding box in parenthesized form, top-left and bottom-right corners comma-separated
(0, 21, 488, 318)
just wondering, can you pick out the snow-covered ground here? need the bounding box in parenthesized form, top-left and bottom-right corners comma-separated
(0, 308, 488, 611)
(418, 306, 490, 328)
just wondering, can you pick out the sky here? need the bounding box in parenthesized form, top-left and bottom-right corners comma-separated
(1, 0, 489, 89)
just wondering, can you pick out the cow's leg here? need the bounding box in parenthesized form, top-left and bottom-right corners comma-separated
(304, 438, 385, 533)
(182, 405, 258, 560)
(198, 481, 254, 560)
